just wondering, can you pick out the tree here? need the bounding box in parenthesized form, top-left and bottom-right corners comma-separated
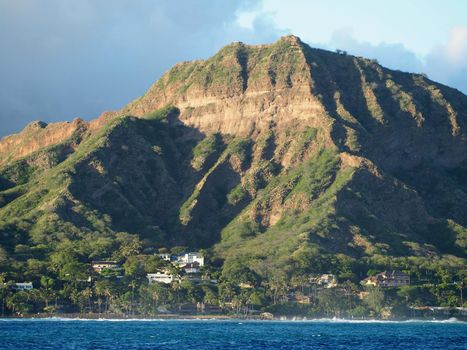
(129, 280, 137, 316)
(123, 256, 145, 278)
(71, 288, 93, 313)
(290, 274, 309, 292)
(222, 260, 260, 287)
(170, 246, 188, 255)
(114, 232, 142, 259)
(202, 285, 218, 305)
(317, 289, 336, 317)
(0, 246, 8, 265)
(0, 273, 11, 316)
(182, 281, 204, 303)
(218, 282, 238, 306)
(60, 261, 89, 282)
(248, 290, 265, 309)
(84, 235, 116, 260)
(39, 276, 55, 309)
(25, 259, 47, 280)
(144, 256, 167, 273)
(170, 281, 182, 305)
(6, 291, 32, 316)
(149, 283, 170, 307)
(364, 288, 385, 317)
(268, 272, 288, 305)
(94, 279, 114, 313)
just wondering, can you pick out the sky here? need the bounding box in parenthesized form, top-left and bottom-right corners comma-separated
(0, 0, 466, 137)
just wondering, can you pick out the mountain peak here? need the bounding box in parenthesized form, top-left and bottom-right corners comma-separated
(24, 120, 48, 132)
(224, 34, 303, 50)
(279, 34, 303, 44)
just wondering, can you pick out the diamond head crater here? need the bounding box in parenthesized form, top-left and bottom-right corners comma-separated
(0, 36, 466, 321)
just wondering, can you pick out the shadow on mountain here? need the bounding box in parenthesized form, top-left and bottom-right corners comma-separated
(66, 108, 248, 248)
(303, 47, 467, 256)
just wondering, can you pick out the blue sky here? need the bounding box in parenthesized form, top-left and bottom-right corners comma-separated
(244, 0, 467, 56)
(0, 0, 466, 137)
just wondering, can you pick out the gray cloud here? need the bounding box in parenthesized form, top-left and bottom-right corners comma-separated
(1, 1, 465, 138)
(0, 0, 281, 137)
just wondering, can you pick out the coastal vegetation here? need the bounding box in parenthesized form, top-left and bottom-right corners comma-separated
(0, 243, 465, 318)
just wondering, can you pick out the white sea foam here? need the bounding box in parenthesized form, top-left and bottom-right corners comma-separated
(0, 316, 465, 324)
(269, 317, 465, 324)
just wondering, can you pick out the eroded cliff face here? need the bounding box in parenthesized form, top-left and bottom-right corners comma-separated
(0, 36, 466, 274)
(119, 36, 332, 139)
(0, 118, 90, 167)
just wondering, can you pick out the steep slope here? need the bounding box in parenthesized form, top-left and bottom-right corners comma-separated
(0, 36, 466, 281)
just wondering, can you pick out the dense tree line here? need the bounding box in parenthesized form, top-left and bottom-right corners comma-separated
(0, 230, 465, 318)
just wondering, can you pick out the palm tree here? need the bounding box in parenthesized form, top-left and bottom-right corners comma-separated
(94, 281, 105, 315)
(0, 273, 10, 316)
(129, 280, 137, 316)
(171, 282, 181, 306)
(39, 276, 55, 309)
(94, 280, 113, 313)
(6, 291, 31, 316)
(268, 275, 288, 305)
(82, 287, 93, 313)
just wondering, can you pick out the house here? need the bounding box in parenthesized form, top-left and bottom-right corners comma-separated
(312, 274, 338, 288)
(362, 270, 410, 288)
(183, 262, 201, 274)
(13, 282, 33, 291)
(157, 253, 172, 262)
(198, 303, 223, 314)
(295, 294, 311, 304)
(91, 261, 120, 273)
(176, 252, 204, 267)
(147, 270, 179, 284)
(178, 303, 198, 314)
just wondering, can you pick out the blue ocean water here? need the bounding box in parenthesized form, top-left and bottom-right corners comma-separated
(0, 318, 466, 349)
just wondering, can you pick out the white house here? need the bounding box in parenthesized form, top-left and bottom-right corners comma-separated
(147, 271, 179, 284)
(176, 252, 204, 267)
(157, 253, 172, 262)
(13, 282, 33, 291)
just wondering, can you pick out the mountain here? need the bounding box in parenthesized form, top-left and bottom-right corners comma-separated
(1, 35, 466, 281)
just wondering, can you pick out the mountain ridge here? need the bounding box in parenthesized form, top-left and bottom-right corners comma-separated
(0, 35, 466, 285)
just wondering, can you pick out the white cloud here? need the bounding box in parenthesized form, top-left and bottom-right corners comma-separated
(423, 27, 467, 92)
(439, 26, 467, 66)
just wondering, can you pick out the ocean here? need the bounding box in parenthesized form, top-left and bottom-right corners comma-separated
(0, 318, 466, 349)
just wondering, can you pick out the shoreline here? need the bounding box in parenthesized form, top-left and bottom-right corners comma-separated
(1, 313, 465, 323)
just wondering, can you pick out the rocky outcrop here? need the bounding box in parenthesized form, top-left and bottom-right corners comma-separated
(0, 118, 90, 166)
